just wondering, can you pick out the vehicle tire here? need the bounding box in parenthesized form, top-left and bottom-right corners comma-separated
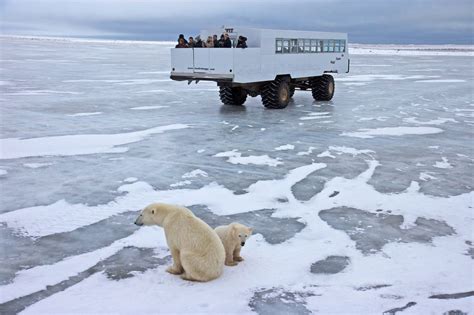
(261, 79, 290, 109)
(311, 74, 335, 101)
(289, 86, 295, 98)
(219, 86, 247, 106)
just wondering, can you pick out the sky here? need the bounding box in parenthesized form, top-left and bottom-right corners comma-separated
(0, 0, 473, 44)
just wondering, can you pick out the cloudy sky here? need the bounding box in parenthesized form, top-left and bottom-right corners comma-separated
(1, 0, 473, 44)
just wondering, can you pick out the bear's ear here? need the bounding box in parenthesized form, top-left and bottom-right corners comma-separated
(230, 224, 238, 237)
(248, 227, 253, 233)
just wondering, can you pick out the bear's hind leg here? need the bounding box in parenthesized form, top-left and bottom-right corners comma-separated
(180, 251, 218, 282)
(166, 248, 184, 275)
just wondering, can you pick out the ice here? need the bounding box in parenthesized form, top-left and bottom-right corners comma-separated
(0, 37, 472, 314)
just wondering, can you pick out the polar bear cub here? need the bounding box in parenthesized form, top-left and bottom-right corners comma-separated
(134, 203, 225, 282)
(214, 223, 253, 266)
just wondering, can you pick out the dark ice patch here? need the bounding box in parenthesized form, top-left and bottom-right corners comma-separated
(310, 256, 350, 274)
(291, 175, 326, 201)
(465, 241, 474, 258)
(249, 288, 316, 315)
(190, 206, 306, 244)
(329, 191, 340, 198)
(443, 310, 468, 315)
(319, 207, 455, 254)
(102, 247, 171, 280)
(383, 301, 416, 314)
(355, 284, 392, 291)
(429, 291, 474, 299)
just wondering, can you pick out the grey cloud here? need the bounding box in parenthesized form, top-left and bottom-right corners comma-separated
(1, 0, 473, 44)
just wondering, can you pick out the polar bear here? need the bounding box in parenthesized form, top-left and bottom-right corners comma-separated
(134, 203, 225, 282)
(214, 223, 253, 266)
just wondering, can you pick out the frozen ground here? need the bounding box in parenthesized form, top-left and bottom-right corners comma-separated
(0, 37, 473, 314)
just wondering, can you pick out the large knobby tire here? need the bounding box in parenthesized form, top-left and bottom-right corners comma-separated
(289, 85, 295, 98)
(219, 86, 247, 106)
(311, 74, 335, 101)
(261, 79, 290, 109)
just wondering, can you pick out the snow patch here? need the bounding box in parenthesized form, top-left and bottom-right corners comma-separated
(123, 177, 138, 183)
(297, 147, 316, 156)
(170, 180, 192, 188)
(214, 150, 283, 167)
(182, 169, 208, 179)
(433, 157, 453, 169)
(274, 144, 295, 151)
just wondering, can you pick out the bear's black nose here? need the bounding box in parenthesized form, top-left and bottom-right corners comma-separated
(241, 242, 245, 246)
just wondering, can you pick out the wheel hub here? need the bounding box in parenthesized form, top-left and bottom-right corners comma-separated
(328, 81, 334, 94)
(279, 86, 289, 102)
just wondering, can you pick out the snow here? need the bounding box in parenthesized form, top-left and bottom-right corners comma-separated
(182, 169, 208, 178)
(433, 157, 453, 169)
(214, 150, 283, 167)
(342, 126, 444, 138)
(0, 37, 472, 314)
(123, 177, 138, 183)
(0, 124, 189, 159)
(274, 144, 295, 151)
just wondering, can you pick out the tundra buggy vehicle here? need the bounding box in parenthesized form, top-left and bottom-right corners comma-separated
(170, 27, 349, 109)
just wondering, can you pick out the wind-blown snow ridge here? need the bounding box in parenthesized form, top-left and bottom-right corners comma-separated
(342, 126, 443, 138)
(0, 124, 189, 159)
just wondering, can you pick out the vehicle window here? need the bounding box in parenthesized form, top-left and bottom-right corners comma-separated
(283, 39, 290, 53)
(275, 38, 346, 54)
(328, 40, 335, 52)
(276, 39, 283, 53)
(304, 39, 311, 52)
(290, 39, 298, 53)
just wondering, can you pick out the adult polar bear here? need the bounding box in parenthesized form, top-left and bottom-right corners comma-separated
(134, 203, 225, 282)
